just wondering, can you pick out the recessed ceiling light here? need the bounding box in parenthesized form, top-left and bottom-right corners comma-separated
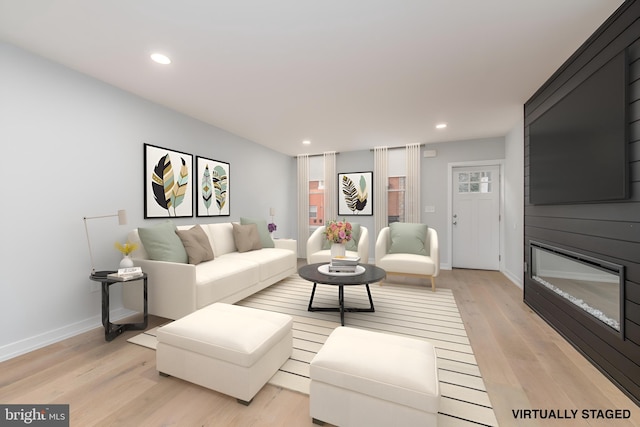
(302, 140, 311, 145)
(436, 123, 447, 129)
(150, 53, 171, 65)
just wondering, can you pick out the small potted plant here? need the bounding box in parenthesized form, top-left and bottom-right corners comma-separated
(324, 220, 352, 257)
(115, 241, 138, 268)
(268, 222, 277, 235)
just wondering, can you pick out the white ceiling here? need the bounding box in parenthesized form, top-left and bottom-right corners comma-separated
(0, 0, 624, 156)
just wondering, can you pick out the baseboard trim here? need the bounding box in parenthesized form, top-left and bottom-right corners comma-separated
(502, 269, 523, 289)
(0, 308, 136, 362)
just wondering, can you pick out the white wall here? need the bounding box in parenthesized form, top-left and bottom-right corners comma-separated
(0, 43, 295, 360)
(422, 137, 505, 268)
(504, 118, 525, 287)
(329, 139, 507, 266)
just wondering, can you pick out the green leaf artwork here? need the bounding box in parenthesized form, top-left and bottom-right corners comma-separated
(201, 164, 213, 214)
(151, 152, 189, 216)
(151, 153, 174, 212)
(171, 157, 189, 215)
(213, 165, 228, 213)
(342, 174, 368, 213)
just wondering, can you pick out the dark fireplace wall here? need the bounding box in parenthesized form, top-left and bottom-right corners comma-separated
(524, 1, 640, 405)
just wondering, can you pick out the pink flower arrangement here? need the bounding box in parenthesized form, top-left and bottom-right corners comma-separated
(324, 220, 352, 244)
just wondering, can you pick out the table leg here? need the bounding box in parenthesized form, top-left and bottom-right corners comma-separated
(365, 284, 375, 311)
(307, 283, 375, 326)
(339, 285, 345, 326)
(308, 283, 318, 311)
(102, 278, 149, 342)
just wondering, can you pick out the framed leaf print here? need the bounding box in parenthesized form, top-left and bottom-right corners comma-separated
(144, 143, 193, 218)
(338, 171, 373, 216)
(196, 156, 230, 217)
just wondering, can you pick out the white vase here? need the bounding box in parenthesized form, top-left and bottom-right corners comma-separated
(120, 255, 134, 268)
(331, 243, 346, 258)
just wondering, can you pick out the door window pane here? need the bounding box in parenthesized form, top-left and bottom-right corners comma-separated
(458, 170, 493, 193)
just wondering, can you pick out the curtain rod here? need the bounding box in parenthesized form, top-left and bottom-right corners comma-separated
(369, 143, 425, 152)
(293, 152, 340, 158)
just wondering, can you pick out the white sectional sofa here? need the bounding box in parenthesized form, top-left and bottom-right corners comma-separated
(123, 221, 297, 320)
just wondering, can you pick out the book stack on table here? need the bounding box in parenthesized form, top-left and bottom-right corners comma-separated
(329, 256, 361, 273)
(107, 267, 144, 281)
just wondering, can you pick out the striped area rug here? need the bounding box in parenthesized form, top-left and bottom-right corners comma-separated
(236, 274, 498, 427)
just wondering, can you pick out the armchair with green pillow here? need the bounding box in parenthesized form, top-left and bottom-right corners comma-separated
(306, 223, 369, 264)
(375, 222, 439, 291)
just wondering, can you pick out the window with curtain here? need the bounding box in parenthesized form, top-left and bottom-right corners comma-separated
(388, 148, 406, 224)
(388, 176, 405, 223)
(309, 156, 324, 234)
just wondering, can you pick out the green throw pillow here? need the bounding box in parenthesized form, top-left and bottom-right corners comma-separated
(321, 223, 361, 251)
(240, 217, 274, 248)
(387, 222, 429, 256)
(138, 220, 188, 263)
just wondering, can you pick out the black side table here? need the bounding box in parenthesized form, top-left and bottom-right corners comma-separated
(90, 271, 148, 341)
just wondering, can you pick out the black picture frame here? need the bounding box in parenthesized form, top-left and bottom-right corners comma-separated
(196, 156, 230, 217)
(144, 143, 193, 218)
(338, 171, 373, 216)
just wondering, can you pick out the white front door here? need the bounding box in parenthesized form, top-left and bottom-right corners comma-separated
(452, 165, 500, 270)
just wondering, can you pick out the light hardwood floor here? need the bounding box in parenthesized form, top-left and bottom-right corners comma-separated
(1, 268, 638, 426)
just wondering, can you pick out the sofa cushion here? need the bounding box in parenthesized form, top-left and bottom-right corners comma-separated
(377, 253, 437, 276)
(194, 257, 261, 308)
(176, 225, 214, 264)
(240, 217, 274, 248)
(138, 220, 188, 263)
(388, 222, 428, 256)
(224, 248, 296, 282)
(206, 223, 236, 257)
(232, 223, 262, 253)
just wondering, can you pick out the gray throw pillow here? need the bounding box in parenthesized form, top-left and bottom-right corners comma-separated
(138, 220, 188, 263)
(240, 217, 275, 248)
(233, 223, 262, 253)
(176, 225, 214, 264)
(387, 222, 429, 256)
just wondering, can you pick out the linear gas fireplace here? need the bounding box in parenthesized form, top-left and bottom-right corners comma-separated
(529, 242, 625, 337)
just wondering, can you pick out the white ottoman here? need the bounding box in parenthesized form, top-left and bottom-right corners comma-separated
(156, 303, 293, 404)
(310, 327, 440, 427)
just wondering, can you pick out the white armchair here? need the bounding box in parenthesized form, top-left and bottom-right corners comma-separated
(307, 225, 369, 264)
(375, 225, 439, 291)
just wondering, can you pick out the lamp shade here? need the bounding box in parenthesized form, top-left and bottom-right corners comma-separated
(118, 209, 127, 225)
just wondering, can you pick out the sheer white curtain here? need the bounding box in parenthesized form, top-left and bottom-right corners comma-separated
(323, 151, 337, 222)
(297, 154, 309, 257)
(405, 143, 421, 223)
(374, 146, 388, 238)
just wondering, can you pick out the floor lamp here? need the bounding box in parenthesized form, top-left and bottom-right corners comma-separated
(83, 209, 127, 277)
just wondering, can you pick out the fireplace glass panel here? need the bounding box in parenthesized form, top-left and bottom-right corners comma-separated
(531, 244, 621, 332)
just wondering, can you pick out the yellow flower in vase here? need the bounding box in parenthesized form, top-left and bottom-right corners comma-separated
(115, 241, 138, 269)
(114, 241, 138, 256)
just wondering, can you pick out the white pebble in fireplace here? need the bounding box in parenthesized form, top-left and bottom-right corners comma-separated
(530, 242, 623, 334)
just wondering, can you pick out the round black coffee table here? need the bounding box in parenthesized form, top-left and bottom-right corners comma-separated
(298, 263, 386, 326)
